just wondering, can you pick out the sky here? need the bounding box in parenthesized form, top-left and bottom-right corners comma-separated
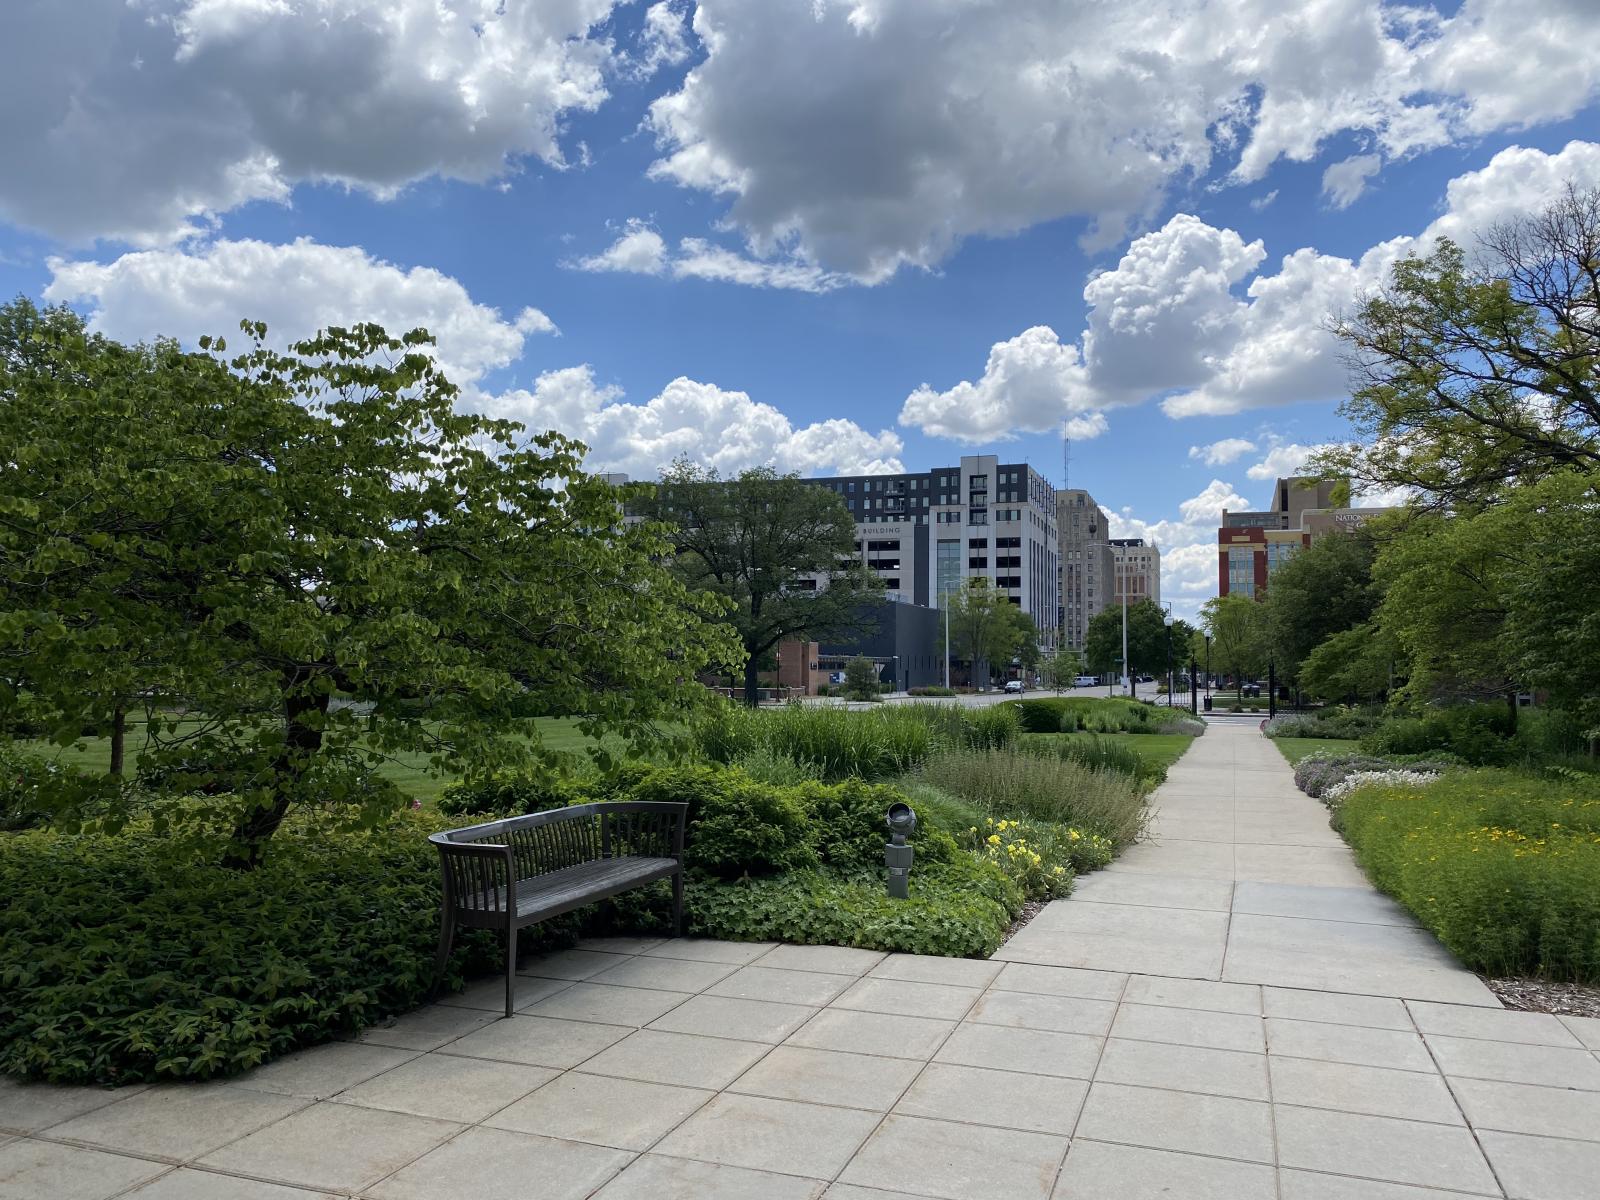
(3, 0, 1598, 620)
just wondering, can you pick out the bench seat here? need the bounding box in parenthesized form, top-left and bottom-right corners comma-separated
(430, 801, 688, 1017)
(454, 855, 681, 926)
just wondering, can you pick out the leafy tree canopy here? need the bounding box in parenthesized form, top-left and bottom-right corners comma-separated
(945, 579, 1037, 685)
(1319, 185, 1600, 510)
(1083, 599, 1169, 680)
(1264, 529, 1381, 679)
(0, 300, 739, 864)
(637, 462, 882, 706)
(1198, 594, 1269, 684)
(1371, 470, 1599, 722)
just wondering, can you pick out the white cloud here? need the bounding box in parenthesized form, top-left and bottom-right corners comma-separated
(1321, 153, 1382, 208)
(629, 1, 695, 79)
(43, 235, 888, 479)
(1245, 442, 1325, 480)
(1, 0, 623, 245)
(643, 0, 1600, 281)
(1189, 438, 1256, 466)
(897, 327, 1100, 444)
(573, 220, 670, 276)
(44, 237, 556, 387)
(909, 139, 1600, 443)
(489, 368, 904, 478)
(570, 221, 846, 292)
(1250, 190, 1279, 211)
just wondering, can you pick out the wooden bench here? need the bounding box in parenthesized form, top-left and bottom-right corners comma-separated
(429, 802, 687, 1017)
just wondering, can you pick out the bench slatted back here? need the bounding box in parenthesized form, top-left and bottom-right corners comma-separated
(506, 815, 598, 880)
(602, 806, 676, 860)
(440, 849, 508, 915)
(432, 802, 687, 915)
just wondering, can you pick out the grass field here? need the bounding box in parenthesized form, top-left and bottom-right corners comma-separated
(1271, 736, 1358, 765)
(16, 715, 627, 805)
(1037, 731, 1197, 776)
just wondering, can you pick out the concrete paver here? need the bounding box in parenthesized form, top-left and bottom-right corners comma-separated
(10, 720, 1593, 1198)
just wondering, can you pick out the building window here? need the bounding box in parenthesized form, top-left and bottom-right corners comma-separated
(1228, 547, 1256, 598)
(968, 537, 988, 549)
(1265, 541, 1298, 574)
(936, 540, 961, 602)
(968, 557, 988, 569)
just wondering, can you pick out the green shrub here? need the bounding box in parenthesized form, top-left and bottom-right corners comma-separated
(916, 747, 1147, 847)
(0, 743, 126, 832)
(1360, 703, 1516, 765)
(731, 747, 824, 786)
(908, 686, 957, 697)
(1019, 733, 1154, 786)
(1336, 770, 1600, 983)
(694, 703, 940, 781)
(1006, 696, 1168, 736)
(964, 704, 1022, 749)
(687, 775, 816, 878)
(796, 778, 955, 871)
(1012, 699, 1074, 733)
(687, 856, 1022, 958)
(437, 772, 591, 817)
(0, 812, 542, 1085)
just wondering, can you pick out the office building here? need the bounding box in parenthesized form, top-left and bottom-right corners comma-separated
(1058, 489, 1115, 650)
(1111, 538, 1161, 607)
(1218, 476, 1395, 598)
(808, 454, 1059, 647)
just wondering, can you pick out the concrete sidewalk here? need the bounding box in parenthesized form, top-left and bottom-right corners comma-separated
(3, 723, 1598, 1198)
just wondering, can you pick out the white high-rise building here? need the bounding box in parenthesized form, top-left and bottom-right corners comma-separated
(806, 454, 1059, 648)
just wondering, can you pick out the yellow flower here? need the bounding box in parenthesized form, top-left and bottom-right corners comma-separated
(987, 834, 1001, 846)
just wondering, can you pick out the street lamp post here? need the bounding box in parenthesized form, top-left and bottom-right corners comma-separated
(1160, 601, 1173, 708)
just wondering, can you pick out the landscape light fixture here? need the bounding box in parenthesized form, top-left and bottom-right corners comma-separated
(885, 802, 917, 899)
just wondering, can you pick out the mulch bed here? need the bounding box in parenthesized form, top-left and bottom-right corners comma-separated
(1003, 899, 1048, 941)
(1485, 976, 1600, 1019)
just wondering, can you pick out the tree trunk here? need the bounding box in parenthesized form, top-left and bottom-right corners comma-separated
(223, 689, 328, 869)
(108, 708, 126, 776)
(743, 656, 761, 708)
(1506, 689, 1519, 732)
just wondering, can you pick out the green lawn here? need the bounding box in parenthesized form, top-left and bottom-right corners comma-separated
(16, 715, 627, 805)
(1054, 731, 1197, 774)
(1271, 736, 1358, 765)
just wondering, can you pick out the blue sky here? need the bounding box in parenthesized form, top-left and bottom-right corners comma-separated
(3, 0, 1597, 617)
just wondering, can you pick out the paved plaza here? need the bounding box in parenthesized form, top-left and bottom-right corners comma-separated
(3, 721, 1598, 1199)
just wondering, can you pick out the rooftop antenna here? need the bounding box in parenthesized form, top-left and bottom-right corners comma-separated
(1062, 423, 1071, 493)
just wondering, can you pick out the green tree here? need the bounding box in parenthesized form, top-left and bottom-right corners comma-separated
(843, 655, 880, 702)
(1264, 529, 1382, 679)
(946, 580, 1035, 688)
(1199, 594, 1268, 687)
(1319, 185, 1600, 510)
(639, 463, 883, 707)
(1370, 471, 1599, 723)
(0, 304, 739, 865)
(1083, 599, 1168, 684)
(1300, 622, 1399, 703)
(1039, 645, 1083, 693)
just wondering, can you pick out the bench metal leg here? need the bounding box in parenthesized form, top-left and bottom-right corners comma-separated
(504, 926, 519, 1019)
(430, 911, 455, 998)
(671, 872, 684, 938)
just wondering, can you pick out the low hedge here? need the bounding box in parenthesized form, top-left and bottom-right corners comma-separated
(689, 856, 1024, 958)
(0, 812, 521, 1085)
(1337, 771, 1600, 983)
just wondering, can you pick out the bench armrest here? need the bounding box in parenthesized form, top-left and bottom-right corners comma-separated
(433, 840, 517, 917)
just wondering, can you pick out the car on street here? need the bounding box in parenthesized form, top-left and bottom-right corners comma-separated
(1003, 679, 1024, 693)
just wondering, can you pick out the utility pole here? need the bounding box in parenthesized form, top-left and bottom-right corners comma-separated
(1120, 582, 1130, 698)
